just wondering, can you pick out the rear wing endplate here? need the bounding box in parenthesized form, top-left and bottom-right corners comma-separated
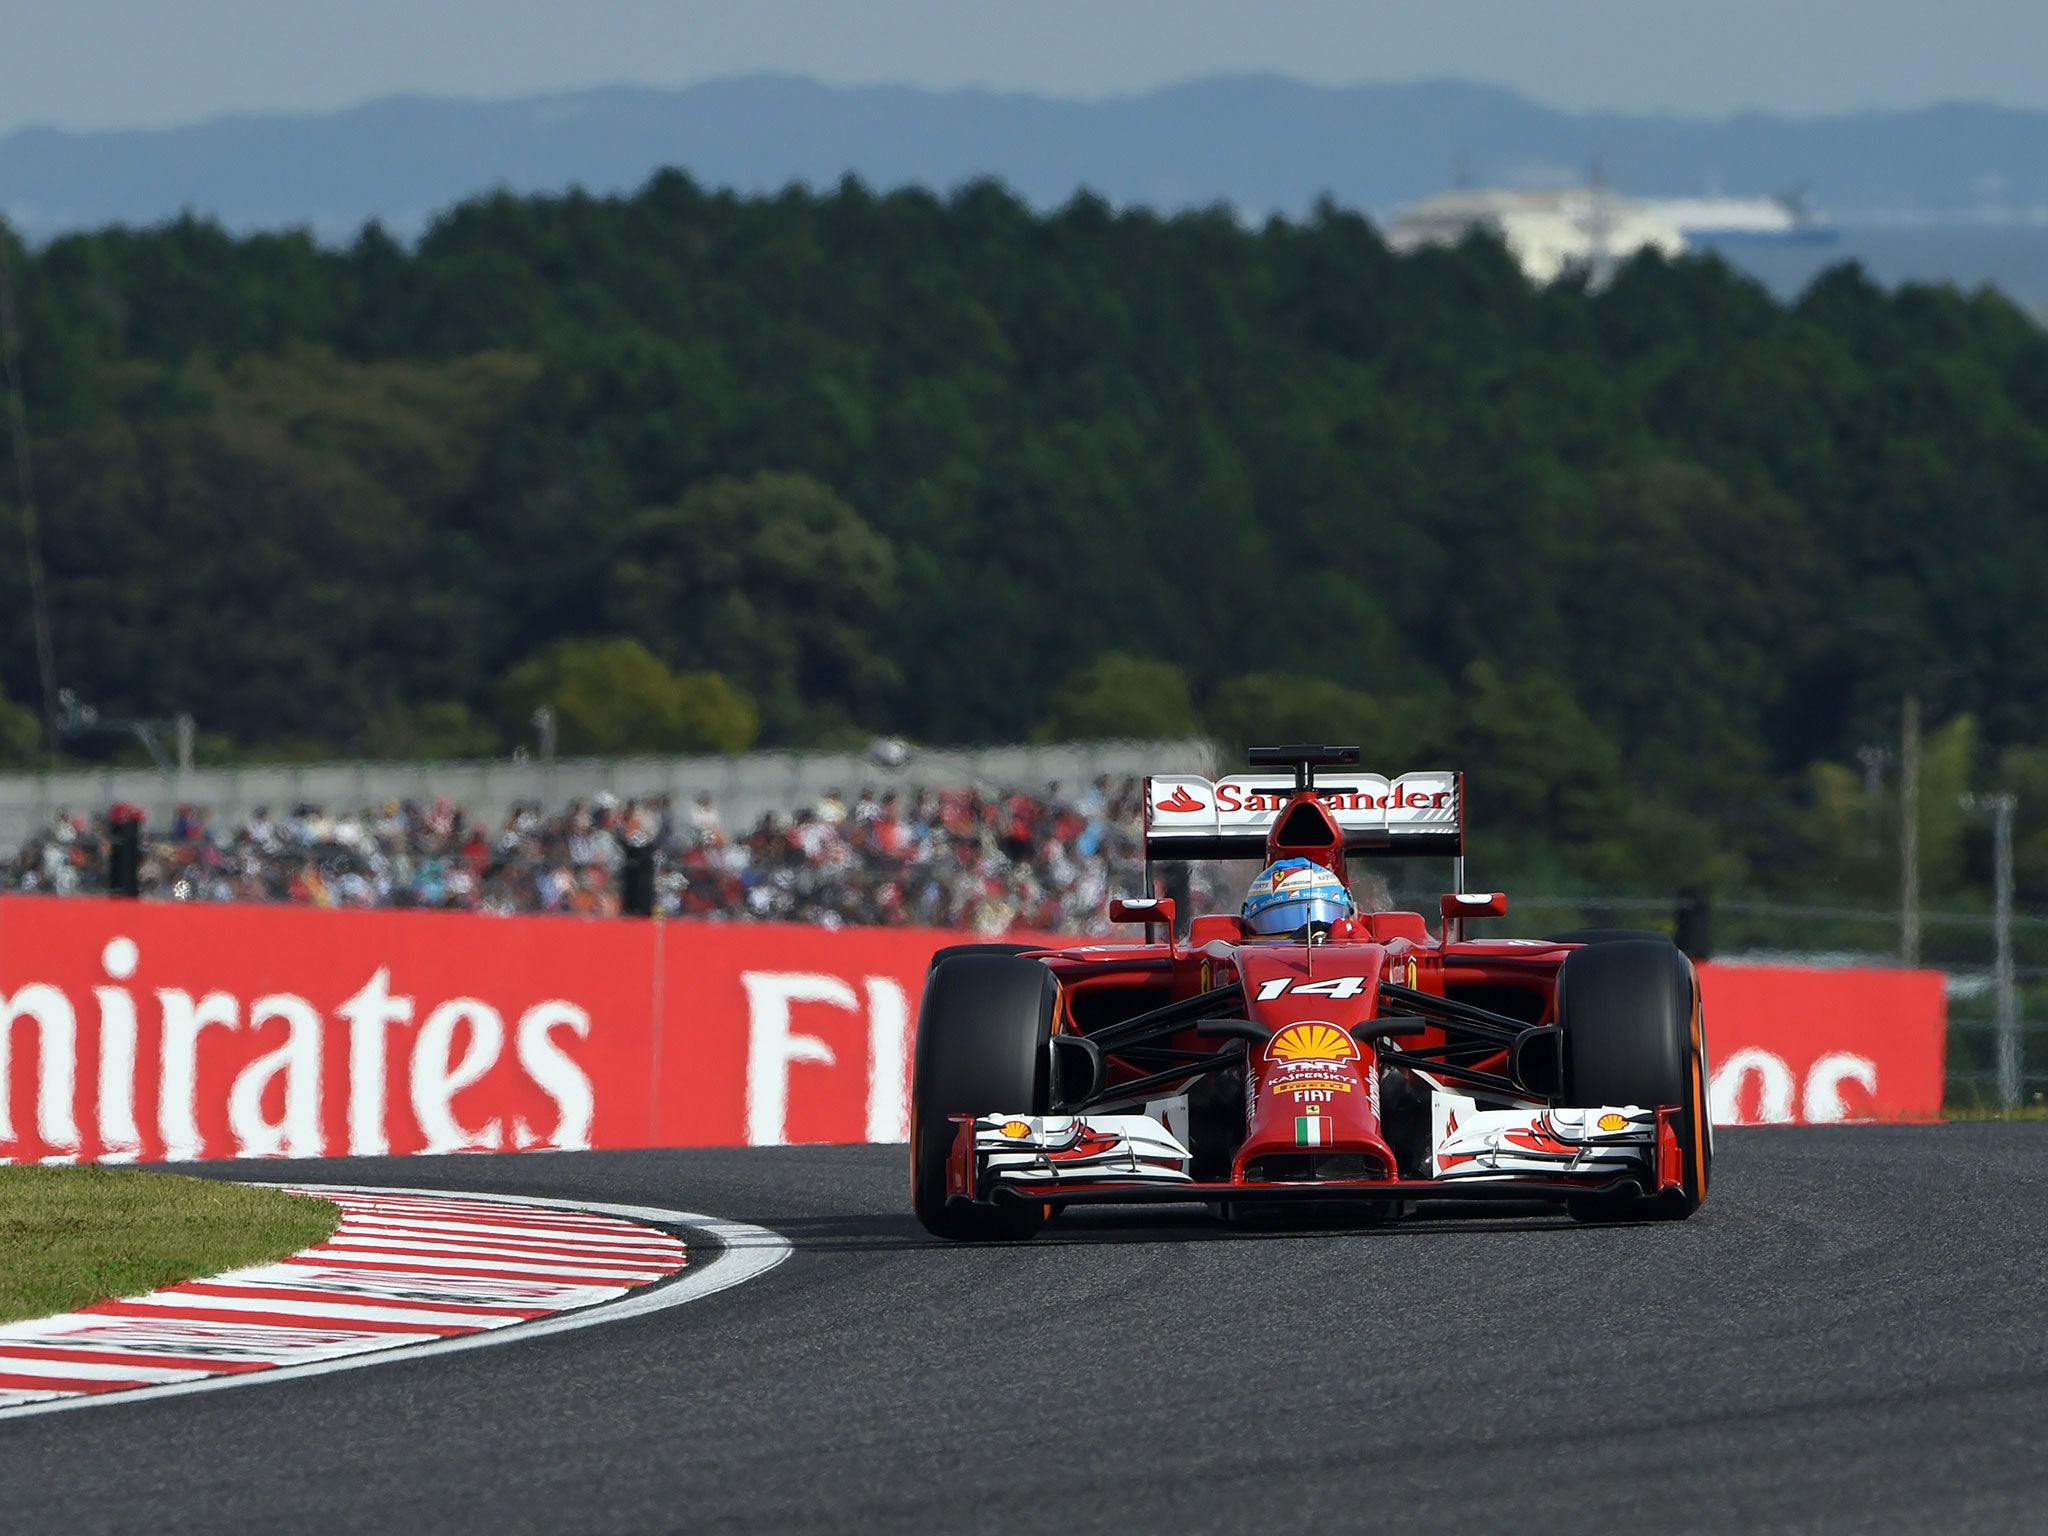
(1143, 771, 1462, 860)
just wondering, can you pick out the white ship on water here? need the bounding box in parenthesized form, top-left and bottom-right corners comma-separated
(1386, 183, 1835, 284)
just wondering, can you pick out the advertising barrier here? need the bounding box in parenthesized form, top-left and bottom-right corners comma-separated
(0, 897, 1947, 1164)
(1697, 961, 1948, 1125)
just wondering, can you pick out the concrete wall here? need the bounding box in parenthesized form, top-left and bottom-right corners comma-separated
(0, 740, 1220, 844)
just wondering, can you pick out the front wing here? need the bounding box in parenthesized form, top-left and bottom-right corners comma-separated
(946, 1105, 1686, 1209)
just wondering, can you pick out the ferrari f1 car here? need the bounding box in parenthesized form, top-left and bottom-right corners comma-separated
(911, 746, 1712, 1239)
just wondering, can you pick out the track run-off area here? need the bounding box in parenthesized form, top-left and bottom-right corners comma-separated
(0, 1186, 776, 1420)
(1, 1125, 2044, 1534)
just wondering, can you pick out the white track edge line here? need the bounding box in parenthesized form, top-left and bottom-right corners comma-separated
(0, 1182, 791, 1425)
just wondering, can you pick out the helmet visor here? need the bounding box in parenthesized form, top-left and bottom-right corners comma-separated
(1243, 892, 1352, 937)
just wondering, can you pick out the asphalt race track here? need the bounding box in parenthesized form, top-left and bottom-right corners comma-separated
(4, 1125, 2047, 1534)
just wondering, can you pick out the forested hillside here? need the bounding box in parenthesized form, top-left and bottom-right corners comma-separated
(2, 174, 2047, 896)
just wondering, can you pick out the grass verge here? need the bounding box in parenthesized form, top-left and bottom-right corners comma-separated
(1946, 1103, 2048, 1121)
(0, 1167, 340, 1325)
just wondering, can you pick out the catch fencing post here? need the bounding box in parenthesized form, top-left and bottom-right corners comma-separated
(1963, 791, 2021, 1111)
(107, 803, 143, 897)
(622, 837, 656, 918)
(1901, 694, 1921, 966)
(1675, 886, 1712, 959)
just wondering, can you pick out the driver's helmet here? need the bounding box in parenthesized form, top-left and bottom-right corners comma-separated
(1241, 857, 1355, 942)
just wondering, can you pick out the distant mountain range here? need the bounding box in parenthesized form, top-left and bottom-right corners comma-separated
(3, 75, 2047, 247)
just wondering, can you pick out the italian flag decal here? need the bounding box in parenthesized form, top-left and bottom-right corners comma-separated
(1295, 1114, 1333, 1147)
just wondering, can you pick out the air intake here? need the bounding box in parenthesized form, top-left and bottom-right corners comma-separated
(1273, 797, 1339, 849)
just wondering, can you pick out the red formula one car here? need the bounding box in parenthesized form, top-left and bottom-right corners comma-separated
(911, 746, 1712, 1239)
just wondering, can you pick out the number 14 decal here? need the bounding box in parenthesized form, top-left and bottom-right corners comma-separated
(1255, 974, 1370, 1002)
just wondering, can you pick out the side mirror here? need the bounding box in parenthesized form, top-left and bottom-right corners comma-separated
(1440, 892, 1508, 920)
(1109, 896, 1177, 931)
(1439, 891, 1506, 943)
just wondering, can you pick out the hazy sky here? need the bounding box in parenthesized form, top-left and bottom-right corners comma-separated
(3, 0, 2043, 135)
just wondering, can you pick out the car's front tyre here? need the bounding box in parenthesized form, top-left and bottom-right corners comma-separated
(1556, 938, 1711, 1222)
(910, 953, 1056, 1241)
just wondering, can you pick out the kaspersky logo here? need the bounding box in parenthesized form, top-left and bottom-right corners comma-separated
(1154, 786, 1205, 814)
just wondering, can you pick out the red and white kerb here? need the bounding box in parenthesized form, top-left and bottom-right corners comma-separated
(0, 1186, 688, 1411)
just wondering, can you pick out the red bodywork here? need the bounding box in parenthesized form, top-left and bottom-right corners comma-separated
(945, 781, 1694, 1212)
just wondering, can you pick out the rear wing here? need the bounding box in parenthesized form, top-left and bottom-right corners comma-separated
(1144, 771, 1462, 860)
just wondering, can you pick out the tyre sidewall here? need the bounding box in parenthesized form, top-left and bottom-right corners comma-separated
(1558, 938, 1708, 1219)
(910, 954, 1057, 1239)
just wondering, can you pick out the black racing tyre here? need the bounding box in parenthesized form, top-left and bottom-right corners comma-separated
(911, 954, 1056, 1241)
(1556, 938, 1711, 1223)
(926, 942, 1044, 972)
(1547, 927, 1671, 946)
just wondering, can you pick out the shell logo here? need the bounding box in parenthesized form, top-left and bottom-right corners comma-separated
(1596, 1112, 1630, 1132)
(1264, 1022, 1359, 1064)
(1000, 1119, 1033, 1139)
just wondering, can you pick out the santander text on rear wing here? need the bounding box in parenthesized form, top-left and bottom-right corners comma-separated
(1143, 771, 1463, 859)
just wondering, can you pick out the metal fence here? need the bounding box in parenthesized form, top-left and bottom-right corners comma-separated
(1474, 889, 2047, 1113)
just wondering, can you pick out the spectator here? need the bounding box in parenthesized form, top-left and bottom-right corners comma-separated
(688, 791, 722, 843)
(7, 778, 1185, 933)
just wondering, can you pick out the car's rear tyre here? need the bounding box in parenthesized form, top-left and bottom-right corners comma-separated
(927, 942, 1045, 970)
(1556, 938, 1710, 1223)
(1547, 927, 1670, 946)
(911, 954, 1055, 1241)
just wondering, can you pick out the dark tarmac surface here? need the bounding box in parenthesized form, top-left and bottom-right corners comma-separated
(3, 1125, 2046, 1534)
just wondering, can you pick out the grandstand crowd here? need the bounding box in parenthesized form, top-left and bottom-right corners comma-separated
(3, 779, 1228, 934)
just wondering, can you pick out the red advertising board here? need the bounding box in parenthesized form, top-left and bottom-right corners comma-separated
(0, 897, 659, 1164)
(0, 897, 1948, 1165)
(649, 923, 973, 1151)
(1695, 961, 1948, 1124)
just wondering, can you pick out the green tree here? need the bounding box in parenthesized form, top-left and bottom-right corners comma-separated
(0, 682, 40, 767)
(360, 700, 502, 762)
(1454, 661, 1634, 879)
(1206, 673, 1433, 767)
(1035, 652, 1199, 741)
(498, 638, 757, 755)
(609, 471, 898, 743)
(9, 180, 2048, 908)
(1794, 714, 1978, 903)
(1915, 714, 1979, 898)
(668, 671, 760, 755)
(1995, 744, 2048, 899)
